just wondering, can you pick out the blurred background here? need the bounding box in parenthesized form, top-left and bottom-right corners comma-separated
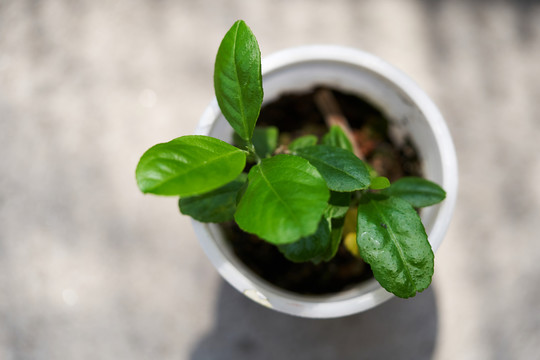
(1, 0, 540, 359)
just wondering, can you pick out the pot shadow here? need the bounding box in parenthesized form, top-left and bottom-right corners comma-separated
(189, 282, 438, 360)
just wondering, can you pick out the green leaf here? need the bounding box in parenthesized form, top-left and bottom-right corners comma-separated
(382, 177, 446, 208)
(136, 135, 246, 196)
(370, 176, 391, 190)
(324, 191, 351, 219)
(295, 145, 371, 192)
(214, 20, 263, 141)
(235, 154, 330, 244)
(234, 126, 278, 159)
(322, 125, 354, 153)
(326, 217, 346, 260)
(288, 135, 318, 151)
(282, 206, 346, 264)
(278, 217, 332, 263)
(235, 174, 249, 204)
(356, 195, 434, 298)
(179, 173, 247, 223)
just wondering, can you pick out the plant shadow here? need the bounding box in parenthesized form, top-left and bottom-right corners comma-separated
(190, 281, 438, 360)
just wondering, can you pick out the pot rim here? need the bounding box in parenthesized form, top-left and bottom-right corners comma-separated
(194, 45, 458, 318)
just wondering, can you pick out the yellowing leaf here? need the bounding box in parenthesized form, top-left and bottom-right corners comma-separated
(344, 232, 360, 257)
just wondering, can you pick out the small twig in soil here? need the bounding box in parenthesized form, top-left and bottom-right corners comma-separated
(314, 89, 365, 160)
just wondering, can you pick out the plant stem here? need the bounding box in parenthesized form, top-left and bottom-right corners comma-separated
(247, 142, 262, 164)
(314, 89, 365, 161)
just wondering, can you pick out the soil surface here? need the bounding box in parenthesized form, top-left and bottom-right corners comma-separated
(222, 86, 423, 295)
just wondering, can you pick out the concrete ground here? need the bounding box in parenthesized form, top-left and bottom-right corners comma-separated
(1, 0, 540, 359)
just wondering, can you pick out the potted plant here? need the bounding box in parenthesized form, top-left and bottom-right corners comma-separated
(136, 20, 458, 318)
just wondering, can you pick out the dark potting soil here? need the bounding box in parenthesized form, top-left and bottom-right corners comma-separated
(221, 87, 423, 295)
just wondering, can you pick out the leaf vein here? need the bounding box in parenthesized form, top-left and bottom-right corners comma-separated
(257, 164, 303, 229)
(147, 150, 242, 192)
(231, 23, 248, 138)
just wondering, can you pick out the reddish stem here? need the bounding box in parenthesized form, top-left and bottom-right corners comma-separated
(314, 89, 365, 160)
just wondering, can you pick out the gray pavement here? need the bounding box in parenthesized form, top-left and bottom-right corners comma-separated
(1, 0, 540, 359)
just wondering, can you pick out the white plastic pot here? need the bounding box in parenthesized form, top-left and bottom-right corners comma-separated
(194, 45, 458, 318)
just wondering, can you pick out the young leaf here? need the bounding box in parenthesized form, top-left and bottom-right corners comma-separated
(370, 176, 391, 190)
(234, 127, 278, 159)
(295, 145, 371, 192)
(382, 177, 446, 208)
(356, 195, 434, 298)
(214, 20, 263, 141)
(288, 135, 318, 151)
(179, 173, 247, 223)
(136, 135, 246, 196)
(278, 217, 332, 263)
(344, 232, 360, 257)
(235, 154, 330, 244)
(322, 125, 354, 153)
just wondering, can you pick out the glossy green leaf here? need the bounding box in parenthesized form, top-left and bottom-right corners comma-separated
(179, 173, 247, 223)
(288, 135, 318, 151)
(370, 176, 391, 190)
(234, 126, 278, 158)
(278, 217, 332, 263)
(322, 125, 354, 153)
(235, 154, 330, 244)
(356, 195, 434, 298)
(295, 145, 371, 192)
(136, 135, 246, 196)
(324, 191, 351, 219)
(214, 20, 263, 141)
(382, 177, 446, 208)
